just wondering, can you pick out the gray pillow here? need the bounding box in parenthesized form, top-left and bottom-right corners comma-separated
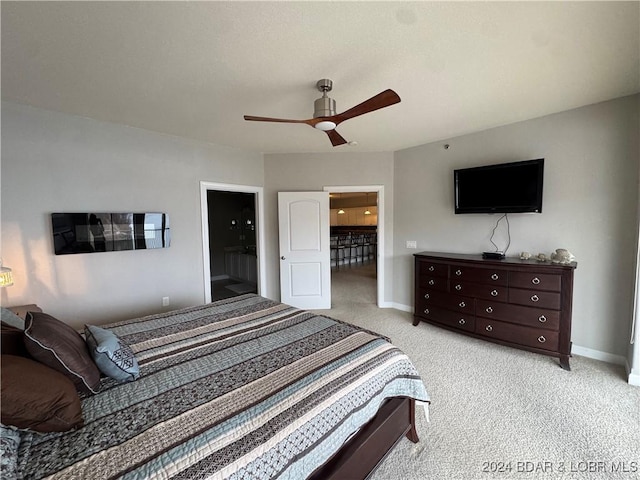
(84, 325, 139, 382)
(0, 308, 24, 330)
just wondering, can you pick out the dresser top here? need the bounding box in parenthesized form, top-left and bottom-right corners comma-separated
(414, 251, 577, 270)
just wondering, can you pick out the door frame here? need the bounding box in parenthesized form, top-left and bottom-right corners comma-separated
(200, 181, 267, 304)
(323, 185, 385, 308)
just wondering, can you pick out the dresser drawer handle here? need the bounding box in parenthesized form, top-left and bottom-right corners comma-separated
(455, 269, 462, 276)
(531, 294, 539, 302)
(490, 289, 498, 297)
(532, 277, 541, 285)
(485, 325, 493, 332)
(424, 293, 430, 300)
(485, 306, 493, 314)
(428, 279, 435, 286)
(538, 335, 546, 343)
(459, 301, 466, 308)
(458, 319, 466, 325)
(424, 308, 430, 315)
(491, 273, 499, 281)
(538, 315, 547, 323)
(428, 265, 435, 272)
(455, 284, 462, 291)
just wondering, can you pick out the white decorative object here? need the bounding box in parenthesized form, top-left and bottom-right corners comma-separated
(551, 248, 575, 264)
(536, 253, 547, 262)
(520, 251, 531, 260)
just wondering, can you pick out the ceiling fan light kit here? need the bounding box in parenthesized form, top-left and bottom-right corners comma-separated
(314, 121, 337, 131)
(244, 78, 401, 146)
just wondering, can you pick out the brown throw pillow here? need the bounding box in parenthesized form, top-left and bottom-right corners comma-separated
(23, 312, 101, 394)
(1, 355, 84, 432)
(1, 322, 29, 357)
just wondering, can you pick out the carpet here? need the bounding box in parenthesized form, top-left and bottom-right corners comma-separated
(314, 263, 640, 480)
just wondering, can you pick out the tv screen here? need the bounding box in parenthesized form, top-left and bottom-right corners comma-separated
(454, 159, 544, 214)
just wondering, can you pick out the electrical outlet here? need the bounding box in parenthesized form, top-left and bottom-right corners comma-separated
(406, 240, 417, 249)
(162, 296, 170, 307)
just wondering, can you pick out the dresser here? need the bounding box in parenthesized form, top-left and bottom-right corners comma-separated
(413, 252, 577, 370)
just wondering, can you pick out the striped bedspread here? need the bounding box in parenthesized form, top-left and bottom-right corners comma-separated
(17, 295, 429, 479)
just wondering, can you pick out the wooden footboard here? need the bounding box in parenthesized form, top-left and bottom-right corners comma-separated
(309, 397, 418, 480)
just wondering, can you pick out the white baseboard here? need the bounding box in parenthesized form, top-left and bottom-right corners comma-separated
(378, 301, 416, 312)
(383, 302, 412, 312)
(625, 360, 640, 386)
(571, 344, 626, 366)
(387, 305, 633, 376)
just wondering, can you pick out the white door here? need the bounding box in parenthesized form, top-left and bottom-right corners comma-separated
(278, 192, 331, 309)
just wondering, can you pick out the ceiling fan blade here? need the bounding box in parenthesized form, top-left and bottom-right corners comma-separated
(326, 129, 348, 146)
(333, 89, 401, 124)
(244, 115, 311, 125)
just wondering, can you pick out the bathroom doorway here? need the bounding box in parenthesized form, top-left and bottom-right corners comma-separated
(200, 182, 266, 304)
(207, 190, 258, 300)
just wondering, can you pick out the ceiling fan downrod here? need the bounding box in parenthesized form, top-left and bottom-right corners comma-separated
(313, 79, 337, 130)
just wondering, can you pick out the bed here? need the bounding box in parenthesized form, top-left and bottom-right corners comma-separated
(3, 294, 430, 479)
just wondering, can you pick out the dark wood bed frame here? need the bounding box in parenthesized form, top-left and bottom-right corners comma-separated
(310, 397, 419, 479)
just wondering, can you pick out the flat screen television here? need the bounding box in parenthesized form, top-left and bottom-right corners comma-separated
(454, 158, 544, 214)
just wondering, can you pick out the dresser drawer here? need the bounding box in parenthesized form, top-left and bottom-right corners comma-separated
(419, 261, 448, 278)
(509, 288, 561, 310)
(475, 317, 559, 352)
(476, 299, 560, 330)
(450, 266, 508, 286)
(509, 271, 561, 292)
(417, 304, 475, 332)
(419, 275, 448, 292)
(449, 280, 508, 302)
(418, 289, 474, 314)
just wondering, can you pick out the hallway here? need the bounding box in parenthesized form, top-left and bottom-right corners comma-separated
(330, 260, 377, 308)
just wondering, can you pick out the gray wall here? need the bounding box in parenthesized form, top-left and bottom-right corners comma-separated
(263, 152, 394, 303)
(630, 129, 640, 382)
(393, 95, 639, 358)
(1, 101, 263, 328)
(2, 95, 638, 361)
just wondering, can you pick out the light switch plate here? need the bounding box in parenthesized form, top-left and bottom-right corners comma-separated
(406, 240, 417, 249)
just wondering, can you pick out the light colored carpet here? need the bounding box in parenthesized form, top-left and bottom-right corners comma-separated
(314, 263, 640, 480)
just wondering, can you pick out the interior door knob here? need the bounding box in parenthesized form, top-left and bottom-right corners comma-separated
(280, 256, 286, 260)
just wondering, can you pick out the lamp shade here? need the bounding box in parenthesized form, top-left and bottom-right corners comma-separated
(0, 263, 14, 287)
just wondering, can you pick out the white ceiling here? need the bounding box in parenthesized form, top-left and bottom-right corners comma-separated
(2, 2, 638, 154)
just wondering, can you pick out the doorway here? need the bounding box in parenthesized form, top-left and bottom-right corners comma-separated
(200, 182, 266, 304)
(208, 190, 257, 300)
(324, 185, 384, 308)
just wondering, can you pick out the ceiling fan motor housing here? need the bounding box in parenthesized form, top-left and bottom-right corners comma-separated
(314, 78, 336, 118)
(314, 95, 336, 118)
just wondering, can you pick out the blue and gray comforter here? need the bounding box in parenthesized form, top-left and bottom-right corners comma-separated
(17, 294, 429, 479)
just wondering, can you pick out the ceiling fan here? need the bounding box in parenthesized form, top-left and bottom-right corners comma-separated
(243, 79, 401, 146)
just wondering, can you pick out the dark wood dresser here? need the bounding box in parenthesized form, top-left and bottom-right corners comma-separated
(413, 252, 577, 370)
